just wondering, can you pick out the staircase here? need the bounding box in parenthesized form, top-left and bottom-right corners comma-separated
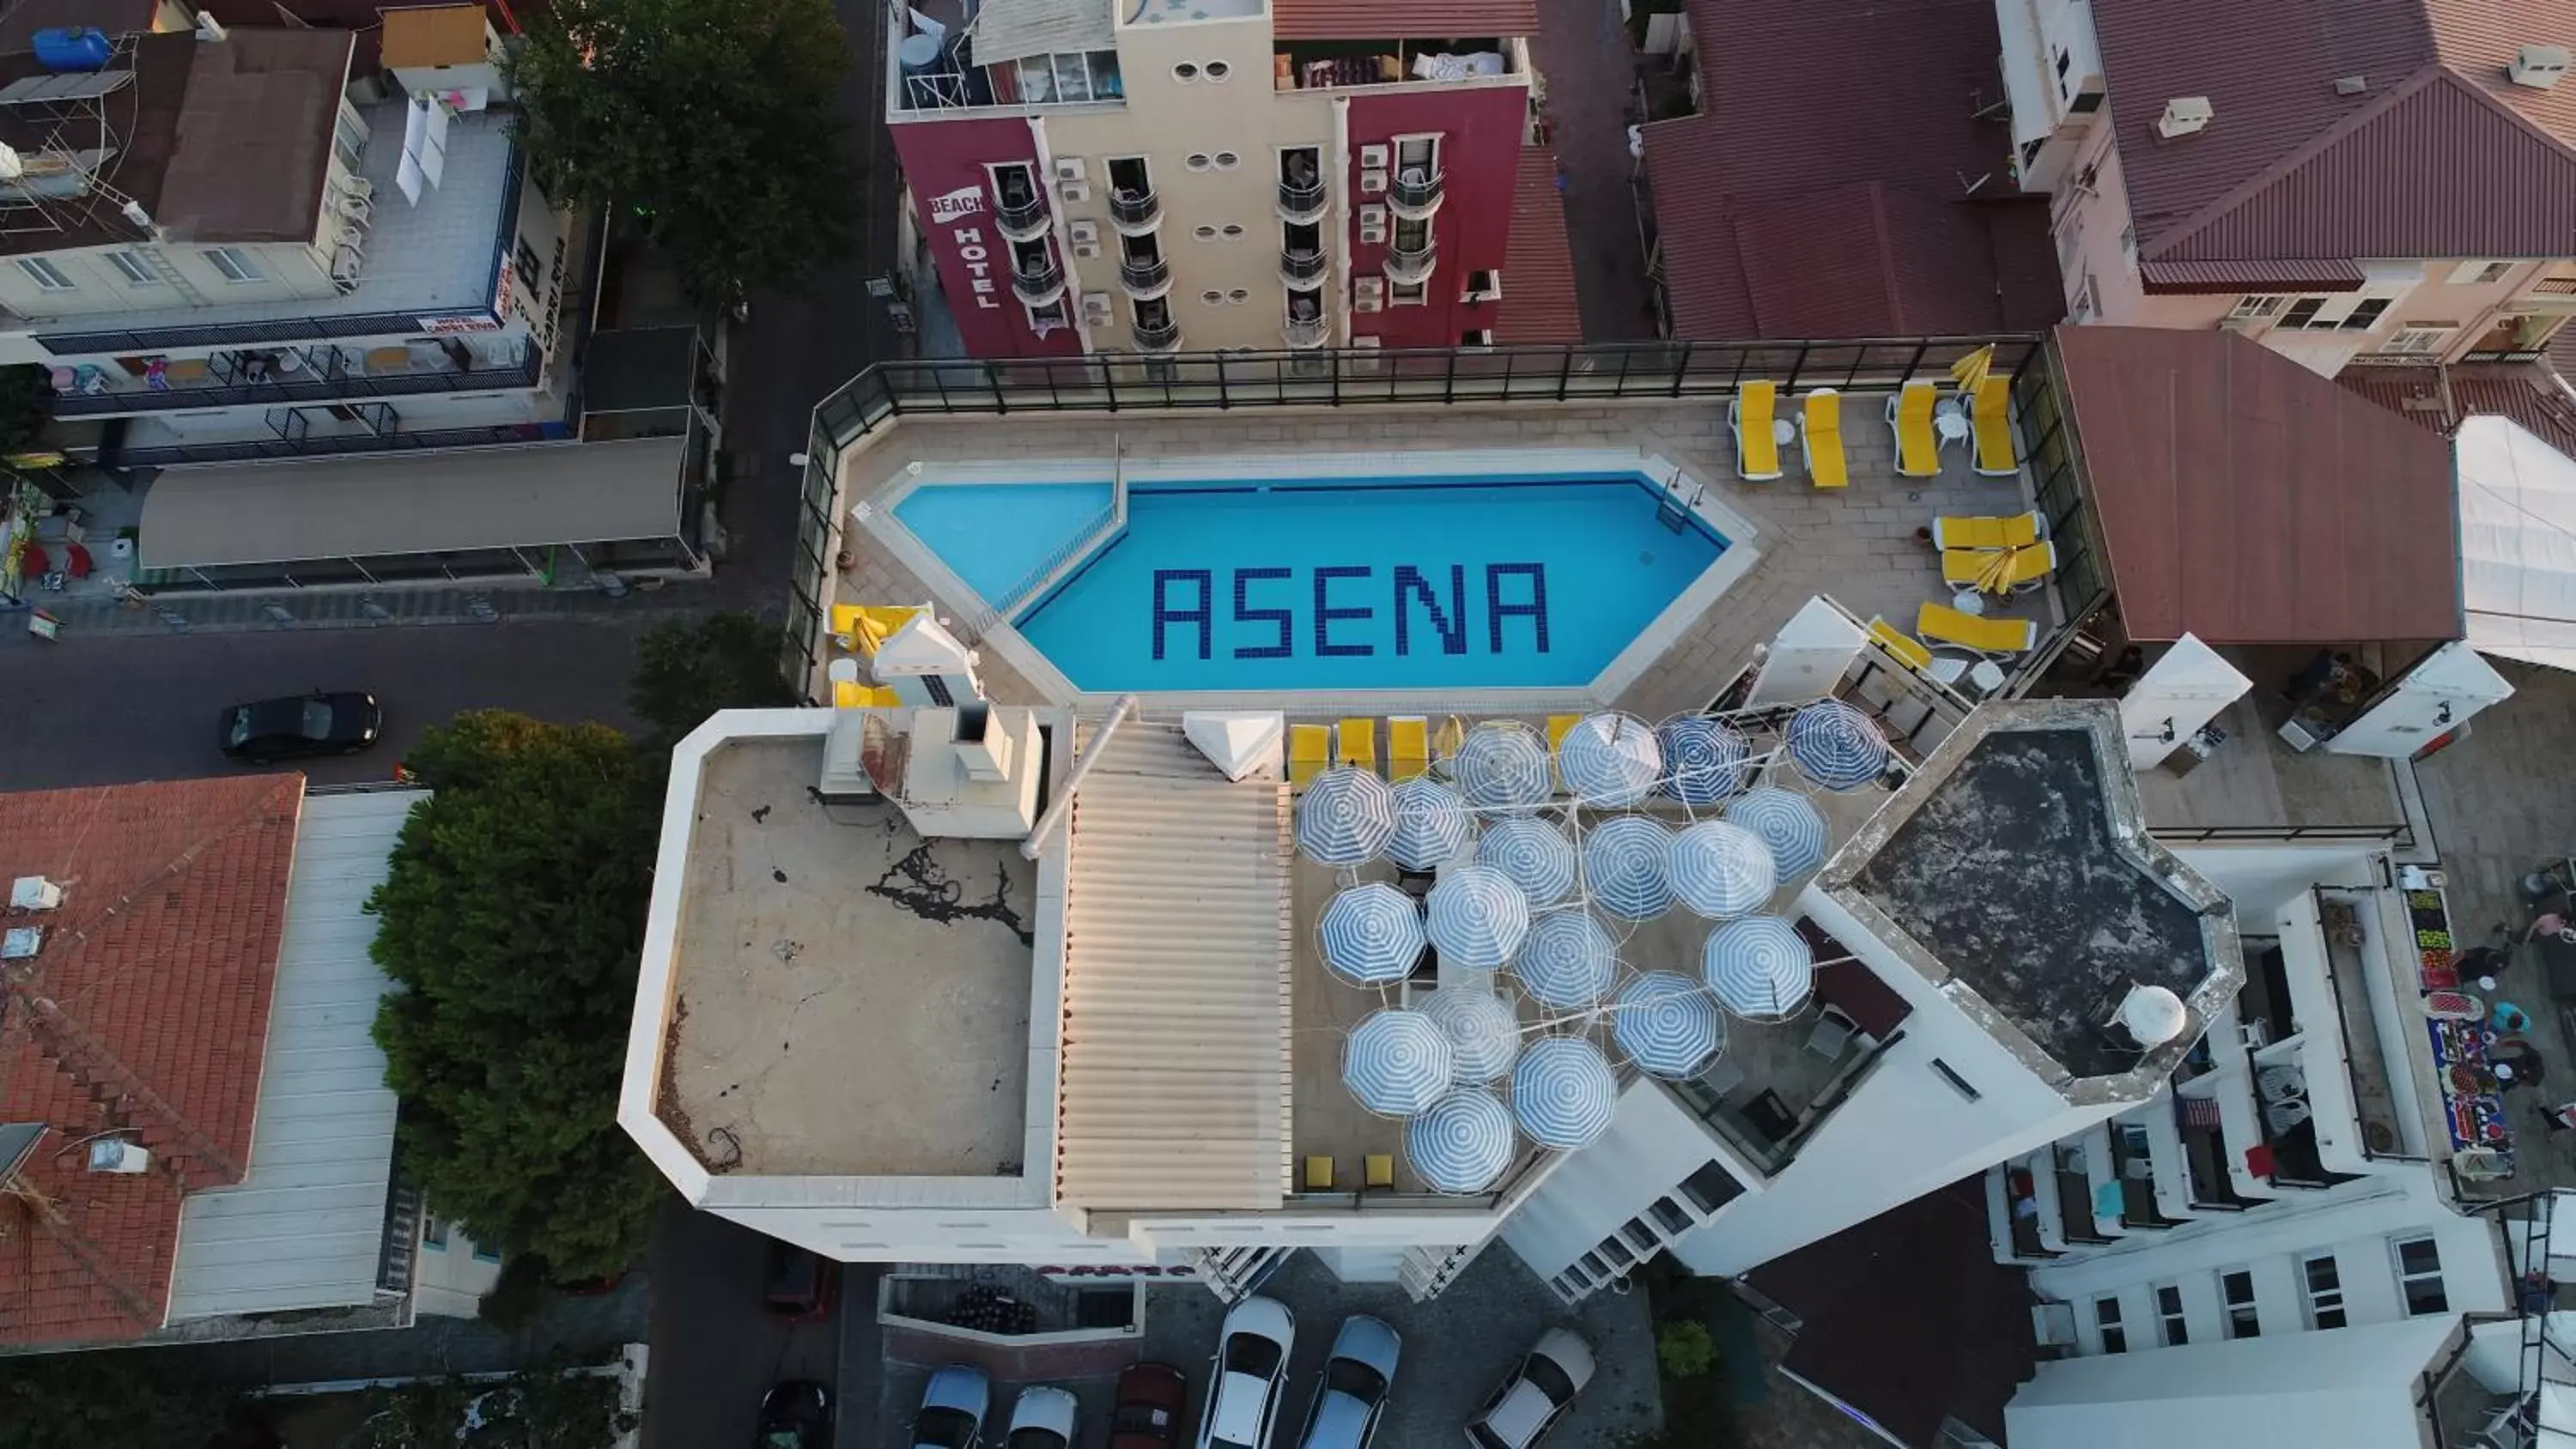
(376, 1181, 424, 1294)
(1188, 1246, 1291, 1302)
(129, 241, 209, 307)
(1398, 1240, 1483, 1301)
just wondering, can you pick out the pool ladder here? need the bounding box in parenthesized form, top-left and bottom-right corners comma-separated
(1655, 469, 1701, 534)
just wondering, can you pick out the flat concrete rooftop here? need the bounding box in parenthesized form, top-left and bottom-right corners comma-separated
(661, 736, 1036, 1178)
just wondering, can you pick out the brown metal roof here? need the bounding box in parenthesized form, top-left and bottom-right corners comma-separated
(157, 28, 354, 246)
(2057, 325, 2462, 645)
(2342, 361, 2576, 464)
(0, 29, 190, 259)
(2138, 258, 2367, 294)
(1269, 0, 1536, 41)
(1639, 0, 2062, 341)
(1494, 148, 1580, 344)
(380, 4, 491, 70)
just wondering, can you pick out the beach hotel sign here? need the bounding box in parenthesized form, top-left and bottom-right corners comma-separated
(927, 185, 1001, 311)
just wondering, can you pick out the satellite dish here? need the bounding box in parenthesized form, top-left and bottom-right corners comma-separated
(2114, 985, 2188, 1047)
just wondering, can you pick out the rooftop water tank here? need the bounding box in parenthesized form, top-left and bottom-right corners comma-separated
(33, 27, 112, 73)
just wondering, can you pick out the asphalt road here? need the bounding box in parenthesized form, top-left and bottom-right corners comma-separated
(641, 1199, 855, 1449)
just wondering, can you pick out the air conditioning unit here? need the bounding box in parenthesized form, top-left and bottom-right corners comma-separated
(1360, 168, 1388, 195)
(1358, 143, 1389, 170)
(1354, 276, 1383, 300)
(1354, 294, 1383, 313)
(1054, 157, 1087, 182)
(2154, 95, 2214, 139)
(1074, 241, 1101, 258)
(1, 926, 39, 959)
(1348, 334, 1382, 373)
(1068, 220, 1100, 246)
(2512, 44, 2571, 89)
(1080, 291, 1113, 313)
(1060, 180, 1091, 203)
(9, 876, 62, 912)
(1359, 204, 1387, 228)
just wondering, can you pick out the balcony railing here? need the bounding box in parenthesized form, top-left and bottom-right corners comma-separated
(1118, 255, 1172, 298)
(1282, 315, 1328, 348)
(1012, 256, 1067, 306)
(52, 341, 543, 417)
(1279, 249, 1328, 288)
(106, 420, 558, 470)
(1384, 241, 1437, 285)
(1276, 177, 1327, 222)
(995, 191, 1051, 242)
(1109, 187, 1161, 232)
(1133, 317, 1182, 352)
(1388, 168, 1445, 217)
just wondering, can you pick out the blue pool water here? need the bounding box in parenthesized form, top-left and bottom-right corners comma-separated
(975, 476, 1728, 691)
(894, 481, 1114, 608)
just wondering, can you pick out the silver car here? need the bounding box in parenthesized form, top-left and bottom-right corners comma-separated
(1465, 1328, 1594, 1449)
(1197, 1294, 1297, 1449)
(1296, 1315, 1401, 1449)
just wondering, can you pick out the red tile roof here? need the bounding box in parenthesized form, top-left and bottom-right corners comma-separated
(0, 776, 304, 1349)
(2097, 0, 2576, 267)
(1639, 0, 2062, 340)
(1495, 149, 1581, 344)
(2341, 361, 2576, 463)
(2057, 326, 2462, 646)
(1269, 0, 1538, 42)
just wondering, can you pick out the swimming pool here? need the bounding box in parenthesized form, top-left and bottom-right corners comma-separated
(896, 471, 1733, 693)
(892, 481, 1114, 608)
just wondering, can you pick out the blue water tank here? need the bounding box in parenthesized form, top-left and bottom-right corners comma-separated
(32, 28, 113, 73)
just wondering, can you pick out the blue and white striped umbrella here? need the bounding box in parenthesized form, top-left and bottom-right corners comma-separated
(1511, 1037, 1619, 1149)
(1425, 864, 1532, 970)
(1613, 972, 1726, 1079)
(1296, 766, 1396, 865)
(1512, 909, 1619, 1009)
(1343, 1008, 1456, 1118)
(1783, 700, 1891, 792)
(1453, 722, 1554, 809)
(1317, 882, 1426, 986)
(1388, 776, 1477, 870)
(1656, 715, 1752, 806)
(1668, 820, 1778, 920)
(1557, 712, 1663, 808)
(1582, 815, 1675, 921)
(1406, 1088, 1517, 1194)
(1424, 987, 1522, 1084)
(1478, 817, 1577, 906)
(1725, 785, 1829, 881)
(1702, 915, 1815, 1022)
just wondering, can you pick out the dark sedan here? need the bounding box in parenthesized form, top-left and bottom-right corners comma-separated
(219, 691, 381, 765)
(756, 1379, 832, 1449)
(1113, 1361, 1189, 1449)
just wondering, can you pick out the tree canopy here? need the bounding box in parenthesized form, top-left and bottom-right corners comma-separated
(0, 1353, 246, 1449)
(369, 711, 667, 1282)
(507, 0, 861, 303)
(627, 611, 801, 753)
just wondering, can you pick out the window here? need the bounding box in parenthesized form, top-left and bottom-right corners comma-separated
(1173, 62, 1199, 82)
(2300, 1252, 2347, 1329)
(422, 1215, 448, 1251)
(1649, 1197, 1693, 1234)
(333, 106, 368, 172)
(2395, 1237, 2448, 1316)
(1930, 1058, 1982, 1101)
(1185, 152, 1214, 171)
(2228, 294, 2287, 320)
(107, 251, 158, 286)
(1199, 289, 1224, 304)
(1461, 328, 1492, 347)
(1225, 287, 1249, 303)
(1679, 1160, 1741, 1214)
(1220, 223, 1244, 239)
(1463, 269, 1501, 301)
(2154, 1283, 2188, 1346)
(1391, 279, 1425, 304)
(1214, 150, 1241, 170)
(2220, 1269, 2260, 1338)
(1206, 60, 1231, 81)
(1194, 225, 1218, 240)
(2448, 259, 2514, 286)
(2277, 293, 2393, 330)
(204, 247, 264, 283)
(2379, 325, 2453, 355)
(15, 257, 72, 290)
(472, 1240, 502, 1264)
(1015, 50, 1121, 104)
(2094, 1295, 2126, 1353)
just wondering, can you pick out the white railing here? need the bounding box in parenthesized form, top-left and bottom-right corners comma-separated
(955, 466, 1127, 642)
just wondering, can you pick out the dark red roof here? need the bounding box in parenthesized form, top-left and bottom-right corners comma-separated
(1270, 0, 1537, 41)
(0, 776, 304, 1348)
(2342, 361, 2576, 463)
(2057, 325, 2462, 645)
(1639, 0, 2062, 341)
(2139, 258, 2367, 294)
(1495, 149, 1581, 344)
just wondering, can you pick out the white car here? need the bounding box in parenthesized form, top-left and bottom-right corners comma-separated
(1005, 1385, 1082, 1449)
(1296, 1314, 1401, 1449)
(1197, 1294, 1297, 1449)
(1464, 1328, 1595, 1449)
(911, 1364, 990, 1449)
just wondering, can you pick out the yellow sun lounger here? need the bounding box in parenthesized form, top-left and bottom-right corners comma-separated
(1970, 376, 2017, 477)
(1866, 617, 1935, 674)
(1801, 388, 1847, 489)
(1546, 712, 1583, 791)
(1730, 380, 1784, 482)
(1941, 540, 2058, 592)
(833, 681, 902, 708)
(1930, 511, 2044, 551)
(1337, 717, 1377, 773)
(1289, 723, 1332, 789)
(1388, 716, 1431, 780)
(1917, 601, 2036, 655)
(1887, 380, 1940, 479)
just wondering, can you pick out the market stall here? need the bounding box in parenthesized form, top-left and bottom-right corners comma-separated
(2409, 870, 2517, 1180)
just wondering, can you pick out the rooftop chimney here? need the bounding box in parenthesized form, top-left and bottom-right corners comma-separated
(2154, 96, 2214, 139)
(9, 876, 62, 912)
(2512, 44, 2570, 89)
(86, 1139, 149, 1174)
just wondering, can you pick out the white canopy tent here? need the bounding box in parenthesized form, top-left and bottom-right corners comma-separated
(2458, 415, 2576, 672)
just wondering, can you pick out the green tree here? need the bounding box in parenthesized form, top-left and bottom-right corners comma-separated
(627, 611, 800, 752)
(1656, 1319, 1717, 1379)
(506, 0, 860, 304)
(0, 1353, 243, 1449)
(369, 712, 665, 1282)
(0, 365, 52, 455)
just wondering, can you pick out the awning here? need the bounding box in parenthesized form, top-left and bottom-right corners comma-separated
(965, 0, 1114, 67)
(2458, 415, 2576, 670)
(138, 437, 686, 569)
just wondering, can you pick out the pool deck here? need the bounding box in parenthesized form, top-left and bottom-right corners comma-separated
(829, 397, 2053, 718)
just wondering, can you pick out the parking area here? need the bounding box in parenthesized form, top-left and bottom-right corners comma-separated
(874, 1247, 1658, 1446)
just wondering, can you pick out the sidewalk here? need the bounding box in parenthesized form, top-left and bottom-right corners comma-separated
(2, 579, 725, 641)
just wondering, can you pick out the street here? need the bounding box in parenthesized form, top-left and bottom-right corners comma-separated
(640, 1199, 862, 1449)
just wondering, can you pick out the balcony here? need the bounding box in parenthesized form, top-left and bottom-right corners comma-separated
(1108, 187, 1161, 234)
(50, 339, 542, 419)
(1276, 176, 1328, 224)
(1133, 317, 1182, 353)
(1012, 255, 1067, 307)
(1387, 168, 1445, 220)
(1279, 249, 1328, 290)
(1282, 315, 1328, 349)
(995, 191, 1052, 244)
(1118, 254, 1172, 300)
(1383, 241, 1438, 286)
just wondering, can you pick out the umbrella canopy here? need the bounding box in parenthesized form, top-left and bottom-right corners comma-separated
(1317, 882, 1427, 986)
(1388, 776, 1477, 870)
(1613, 972, 1725, 1078)
(1511, 1037, 1619, 1149)
(1668, 820, 1778, 919)
(1478, 816, 1577, 906)
(1656, 714, 1752, 806)
(1406, 1088, 1517, 1194)
(1724, 786, 1828, 881)
(1557, 712, 1663, 808)
(1453, 721, 1553, 809)
(1582, 815, 1675, 920)
(1343, 1008, 1456, 1117)
(1513, 908, 1619, 1009)
(1702, 915, 1815, 1021)
(1424, 987, 1522, 1084)
(1783, 700, 1891, 792)
(1425, 864, 1532, 970)
(1297, 766, 1396, 864)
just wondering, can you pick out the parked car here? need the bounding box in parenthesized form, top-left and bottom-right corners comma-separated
(1297, 1315, 1401, 1449)
(911, 1365, 991, 1449)
(1004, 1385, 1082, 1449)
(1196, 1295, 1296, 1449)
(1112, 1362, 1191, 1449)
(762, 1240, 835, 1321)
(1464, 1328, 1594, 1449)
(219, 690, 380, 765)
(754, 1379, 832, 1449)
